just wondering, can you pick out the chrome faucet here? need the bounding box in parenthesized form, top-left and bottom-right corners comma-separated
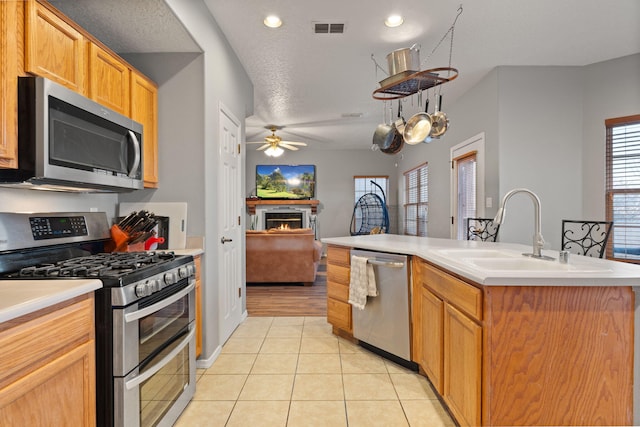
(494, 188, 554, 260)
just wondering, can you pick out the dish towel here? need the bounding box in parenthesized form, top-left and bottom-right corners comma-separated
(348, 255, 378, 310)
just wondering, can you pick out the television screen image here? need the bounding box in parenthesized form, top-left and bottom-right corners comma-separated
(256, 164, 315, 199)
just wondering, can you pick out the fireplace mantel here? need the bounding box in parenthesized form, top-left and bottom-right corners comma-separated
(246, 199, 319, 215)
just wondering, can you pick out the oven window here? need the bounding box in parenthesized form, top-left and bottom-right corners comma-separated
(139, 335, 191, 427)
(138, 290, 190, 364)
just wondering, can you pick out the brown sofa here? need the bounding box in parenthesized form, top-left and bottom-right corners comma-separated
(246, 228, 323, 286)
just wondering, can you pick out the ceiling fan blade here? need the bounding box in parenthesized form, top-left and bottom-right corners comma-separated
(256, 144, 270, 151)
(280, 141, 307, 146)
(279, 143, 299, 151)
(247, 141, 269, 144)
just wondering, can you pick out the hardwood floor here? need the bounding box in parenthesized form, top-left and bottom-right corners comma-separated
(246, 258, 327, 316)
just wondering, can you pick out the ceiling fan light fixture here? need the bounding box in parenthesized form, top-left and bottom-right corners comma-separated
(265, 146, 284, 157)
(385, 15, 404, 28)
(264, 15, 283, 28)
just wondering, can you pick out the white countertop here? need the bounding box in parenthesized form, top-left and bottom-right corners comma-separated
(322, 234, 640, 286)
(0, 246, 204, 325)
(171, 248, 204, 257)
(0, 279, 102, 323)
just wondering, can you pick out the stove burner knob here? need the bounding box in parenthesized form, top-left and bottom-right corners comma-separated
(164, 271, 177, 285)
(135, 283, 150, 297)
(149, 279, 161, 293)
(178, 267, 188, 278)
(187, 265, 196, 277)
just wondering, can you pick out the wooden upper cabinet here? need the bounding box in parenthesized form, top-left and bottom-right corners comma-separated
(131, 71, 158, 187)
(0, 1, 20, 169)
(24, 0, 87, 95)
(89, 43, 130, 116)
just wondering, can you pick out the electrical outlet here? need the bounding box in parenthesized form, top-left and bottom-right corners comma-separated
(486, 197, 492, 208)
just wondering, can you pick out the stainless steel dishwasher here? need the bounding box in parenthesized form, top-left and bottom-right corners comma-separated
(351, 249, 417, 370)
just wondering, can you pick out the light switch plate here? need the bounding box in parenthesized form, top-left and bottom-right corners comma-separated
(486, 197, 493, 208)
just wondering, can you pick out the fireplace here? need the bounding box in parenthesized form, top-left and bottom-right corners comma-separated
(264, 210, 304, 229)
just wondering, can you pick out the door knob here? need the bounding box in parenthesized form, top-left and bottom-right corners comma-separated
(221, 237, 233, 244)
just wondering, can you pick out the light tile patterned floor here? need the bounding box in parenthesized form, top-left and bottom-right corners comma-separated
(175, 316, 456, 427)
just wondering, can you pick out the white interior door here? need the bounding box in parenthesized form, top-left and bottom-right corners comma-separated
(218, 104, 243, 343)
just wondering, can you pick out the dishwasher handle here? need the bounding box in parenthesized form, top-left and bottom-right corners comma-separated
(367, 259, 405, 268)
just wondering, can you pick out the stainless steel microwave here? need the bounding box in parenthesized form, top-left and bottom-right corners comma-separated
(0, 76, 143, 192)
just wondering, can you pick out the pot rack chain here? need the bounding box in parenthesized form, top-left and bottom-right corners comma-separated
(420, 5, 463, 70)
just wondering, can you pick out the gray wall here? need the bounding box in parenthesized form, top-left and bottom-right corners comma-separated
(246, 148, 399, 241)
(121, 0, 254, 362)
(0, 188, 117, 219)
(393, 54, 639, 251)
(497, 66, 584, 250)
(582, 54, 640, 219)
(394, 68, 500, 239)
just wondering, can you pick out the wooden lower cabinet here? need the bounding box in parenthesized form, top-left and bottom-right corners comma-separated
(0, 294, 96, 426)
(194, 255, 202, 358)
(412, 257, 633, 427)
(415, 285, 444, 392)
(326, 245, 352, 335)
(443, 303, 482, 426)
(412, 259, 481, 426)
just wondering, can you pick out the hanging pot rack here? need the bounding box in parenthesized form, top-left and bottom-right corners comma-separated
(371, 5, 462, 101)
(372, 67, 458, 100)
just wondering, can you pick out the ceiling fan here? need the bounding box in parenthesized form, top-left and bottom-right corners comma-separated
(247, 126, 307, 157)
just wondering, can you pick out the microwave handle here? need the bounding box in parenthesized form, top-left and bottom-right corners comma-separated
(127, 130, 141, 178)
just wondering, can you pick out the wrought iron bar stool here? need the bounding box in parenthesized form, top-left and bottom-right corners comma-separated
(561, 220, 613, 258)
(466, 218, 501, 242)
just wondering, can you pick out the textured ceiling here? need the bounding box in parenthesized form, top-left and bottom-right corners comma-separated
(49, 0, 201, 53)
(51, 0, 640, 151)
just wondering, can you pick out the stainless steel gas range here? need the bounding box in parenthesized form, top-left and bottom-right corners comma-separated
(0, 212, 196, 427)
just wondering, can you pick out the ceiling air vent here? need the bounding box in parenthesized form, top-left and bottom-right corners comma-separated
(313, 22, 345, 34)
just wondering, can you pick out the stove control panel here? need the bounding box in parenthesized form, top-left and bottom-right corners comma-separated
(29, 216, 88, 240)
(133, 263, 195, 298)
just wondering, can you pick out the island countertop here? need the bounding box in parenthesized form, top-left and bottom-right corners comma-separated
(0, 279, 102, 323)
(321, 234, 640, 286)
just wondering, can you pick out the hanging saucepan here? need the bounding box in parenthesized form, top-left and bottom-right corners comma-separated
(381, 101, 405, 155)
(372, 103, 395, 150)
(430, 95, 449, 138)
(403, 98, 431, 145)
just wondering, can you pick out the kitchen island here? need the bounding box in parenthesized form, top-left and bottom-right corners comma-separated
(323, 234, 640, 427)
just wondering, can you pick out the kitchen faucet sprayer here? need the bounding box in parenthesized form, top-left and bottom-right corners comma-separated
(493, 188, 554, 260)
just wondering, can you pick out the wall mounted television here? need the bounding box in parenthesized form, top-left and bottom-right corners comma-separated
(256, 164, 316, 200)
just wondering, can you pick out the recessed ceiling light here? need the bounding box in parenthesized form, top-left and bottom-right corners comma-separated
(264, 15, 283, 28)
(385, 15, 404, 28)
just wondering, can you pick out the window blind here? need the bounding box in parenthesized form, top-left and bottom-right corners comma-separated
(455, 152, 477, 239)
(404, 163, 428, 236)
(605, 114, 640, 261)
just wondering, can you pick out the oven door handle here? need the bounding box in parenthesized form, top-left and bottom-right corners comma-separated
(125, 326, 195, 390)
(124, 281, 195, 323)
